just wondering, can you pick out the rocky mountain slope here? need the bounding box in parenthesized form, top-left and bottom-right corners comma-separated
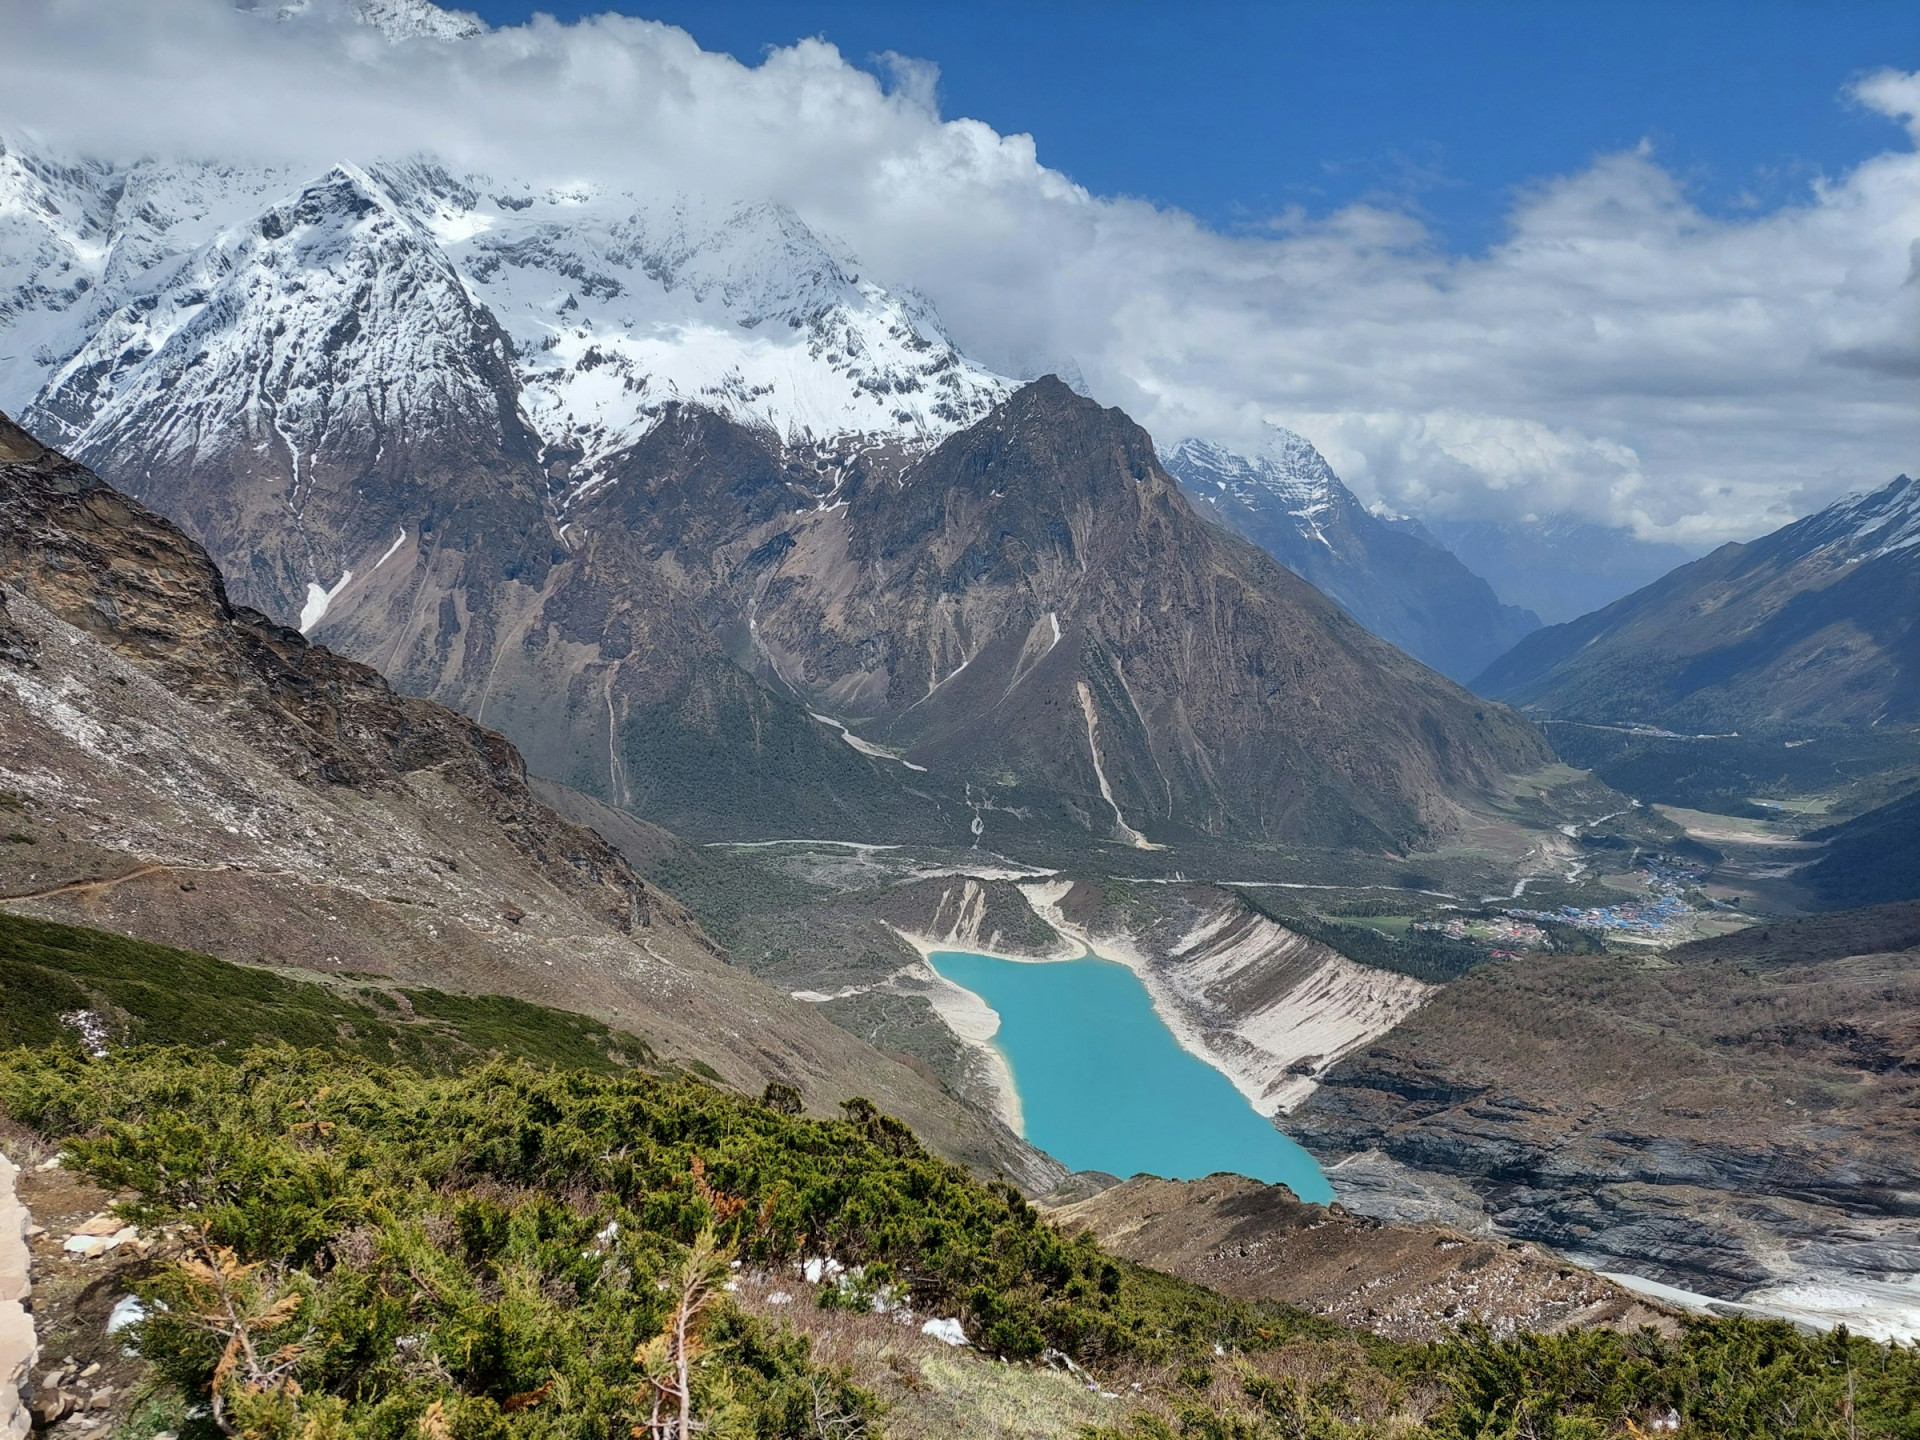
(1475, 474, 1920, 732)
(1288, 900, 1920, 1330)
(1165, 435, 1539, 682)
(718, 381, 1553, 850)
(0, 411, 1055, 1187)
(1048, 1174, 1673, 1343)
(1, 133, 1556, 856)
(1799, 786, 1920, 910)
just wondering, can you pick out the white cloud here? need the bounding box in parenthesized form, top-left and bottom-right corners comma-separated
(3, 0, 1916, 544)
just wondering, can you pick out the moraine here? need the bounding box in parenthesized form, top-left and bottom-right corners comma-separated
(928, 949, 1334, 1201)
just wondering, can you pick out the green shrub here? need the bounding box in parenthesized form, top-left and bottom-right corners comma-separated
(0, 1045, 1303, 1439)
(6, 1042, 1919, 1440)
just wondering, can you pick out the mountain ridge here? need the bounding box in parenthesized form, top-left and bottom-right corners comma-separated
(3, 133, 1558, 857)
(1165, 434, 1540, 681)
(1475, 473, 1920, 732)
(0, 408, 1056, 1185)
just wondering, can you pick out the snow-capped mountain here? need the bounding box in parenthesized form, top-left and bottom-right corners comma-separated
(0, 119, 1556, 855)
(1165, 434, 1349, 548)
(1164, 433, 1539, 682)
(1, 138, 1008, 486)
(1476, 473, 1920, 731)
(1789, 471, 1920, 563)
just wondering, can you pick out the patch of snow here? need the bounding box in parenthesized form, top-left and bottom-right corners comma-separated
(921, 1317, 967, 1346)
(372, 528, 408, 569)
(1737, 1275, 1920, 1344)
(59, 1007, 111, 1057)
(1792, 473, 1920, 563)
(298, 570, 353, 633)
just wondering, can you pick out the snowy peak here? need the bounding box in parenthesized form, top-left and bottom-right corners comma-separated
(418, 177, 1011, 460)
(23, 160, 508, 473)
(1164, 431, 1354, 549)
(1782, 473, 1920, 564)
(1162, 429, 1539, 681)
(266, 0, 485, 41)
(350, 0, 485, 40)
(0, 137, 1012, 478)
(1165, 431, 1345, 507)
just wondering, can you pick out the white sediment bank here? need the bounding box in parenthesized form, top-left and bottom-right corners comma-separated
(900, 942, 1027, 1137)
(885, 874, 1432, 1138)
(1016, 880, 1432, 1117)
(1595, 1266, 1920, 1344)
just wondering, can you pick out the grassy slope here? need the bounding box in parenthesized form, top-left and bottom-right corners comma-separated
(0, 909, 650, 1072)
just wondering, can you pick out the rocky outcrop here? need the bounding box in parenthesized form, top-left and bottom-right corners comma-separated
(1048, 1174, 1674, 1343)
(0, 411, 1058, 1190)
(1289, 902, 1920, 1307)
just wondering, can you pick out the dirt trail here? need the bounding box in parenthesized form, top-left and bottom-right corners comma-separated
(0, 864, 173, 905)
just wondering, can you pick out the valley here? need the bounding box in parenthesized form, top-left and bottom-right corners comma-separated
(3, 14, 1920, 1432)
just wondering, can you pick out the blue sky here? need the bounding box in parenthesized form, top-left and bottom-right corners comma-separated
(9, 0, 1917, 541)
(461, 0, 1920, 250)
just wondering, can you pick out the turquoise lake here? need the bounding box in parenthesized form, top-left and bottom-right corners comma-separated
(928, 950, 1333, 1201)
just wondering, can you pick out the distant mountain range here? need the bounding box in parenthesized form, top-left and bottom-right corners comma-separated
(1164, 435, 1539, 682)
(1475, 474, 1920, 734)
(0, 135, 1552, 856)
(1425, 517, 1704, 626)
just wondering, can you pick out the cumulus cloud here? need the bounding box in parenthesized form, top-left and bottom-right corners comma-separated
(4, 0, 1916, 543)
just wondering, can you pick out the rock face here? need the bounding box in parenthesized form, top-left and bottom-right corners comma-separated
(721, 381, 1552, 850)
(0, 411, 1058, 1189)
(1288, 902, 1920, 1302)
(1165, 435, 1539, 682)
(1, 134, 1554, 855)
(1047, 1174, 1673, 1343)
(1475, 475, 1920, 732)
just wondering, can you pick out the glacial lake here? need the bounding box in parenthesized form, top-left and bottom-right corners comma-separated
(928, 950, 1333, 1201)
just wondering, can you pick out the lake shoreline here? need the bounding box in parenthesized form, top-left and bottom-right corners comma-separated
(923, 945, 1334, 1200)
